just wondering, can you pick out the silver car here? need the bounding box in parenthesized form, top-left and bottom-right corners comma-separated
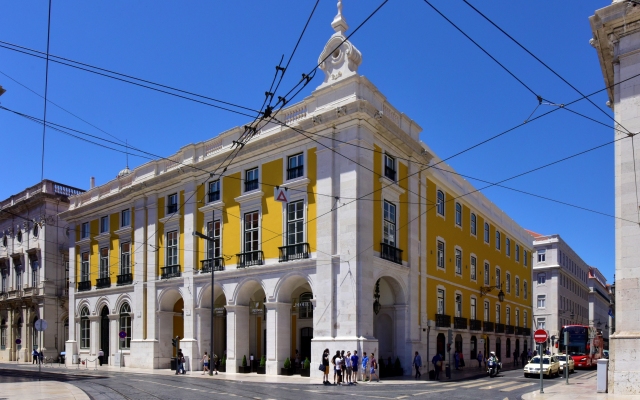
(556, 354, 575, 374)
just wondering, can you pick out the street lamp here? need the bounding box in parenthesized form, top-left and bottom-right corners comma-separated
(479, 282, 505, 302)
(0, 85, 6, 97)
(193, 227, 216, 376)
(373, 279, 381, 315)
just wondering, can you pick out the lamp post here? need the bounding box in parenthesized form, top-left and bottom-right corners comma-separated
(373, 279, 381, 315)
(193, 209, 216, 376)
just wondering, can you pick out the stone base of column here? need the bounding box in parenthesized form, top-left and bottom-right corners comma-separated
(129, 339, 158, 369)
(609, 333, 640, 395)
(64, 340, 77, 367)
(311, 337, 379, 380)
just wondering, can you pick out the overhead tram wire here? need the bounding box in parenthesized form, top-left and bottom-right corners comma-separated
(40, 0, 52, 181)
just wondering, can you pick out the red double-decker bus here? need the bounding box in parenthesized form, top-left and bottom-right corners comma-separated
(558, 325, 602, 369)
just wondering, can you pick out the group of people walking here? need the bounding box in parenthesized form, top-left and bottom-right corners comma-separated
(321, 349, 380, 385)
(31, 349, 43, 364)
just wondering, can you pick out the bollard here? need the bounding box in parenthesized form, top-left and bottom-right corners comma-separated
(597, 359, 608, 393)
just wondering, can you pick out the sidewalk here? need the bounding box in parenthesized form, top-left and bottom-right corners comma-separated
(0, 381, 89, 400)
(522, 371, 636, 400)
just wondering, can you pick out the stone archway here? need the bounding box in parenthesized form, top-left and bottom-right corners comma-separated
(470, 336, 478, 360)
(372, 276, 407, 370)
(158, 289, 183, 368)
(229, 280, 266, 373)
(100, 306, 110, 365)
(199, 284, 227, 363)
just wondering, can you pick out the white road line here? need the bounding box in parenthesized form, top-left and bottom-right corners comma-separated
(479, 381, 518, 389)
(500, 382, 535, 392)
(411, 388, 454, 396)
(456, 380, 494, 388)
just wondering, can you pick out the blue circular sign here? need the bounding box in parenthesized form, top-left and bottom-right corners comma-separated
(15, 339, 21, 345)
(119, 331, 127, 339)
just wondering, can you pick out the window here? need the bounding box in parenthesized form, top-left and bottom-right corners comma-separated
(484, 262, 490, 285)
(15, 264, 22, 291)
(1, 235, 6, 247)
(1, 272, 6, 293)
(16, 230, 22, 243)
(496, 231, 501, 250)
(470, 297, 477, 320)
(506, 238, 511, 256)
(496, 268, 501, 289)
(515, 277, 520, 297)
(437, 240, 445, 269)
(455, 203, 462, 226)
(81, 222, 90, 239)
(470, 213, 477, 235)
(523, 281, 528, 300)
(100, 216, 109, 233)
(537, 295, 546, 308)
(80, 307, 90, 349)
(298, 292, 313, 319)
(30, 257, 38, 287)
(506, 273, 511, 294)
(384, 154, 396, 181)
(515, 309, 520, 327)
(538, 249, 546, 262)
(436, 190, 445, 216)
(166, 231, 178, 266)
(506, 306, 511, 325)
(121, 209, 130, 227)
(119, 303, 132, 349)
(287, 153, 304, 180)
(0, 327, 5, 350)
(99, 247, 109, 279)
(245, 168, 259, 192)
(455, 294, 462, 318)
(496, 304, 501, 324)
(244, 211, 260, 253)
(516, 244, 520, 262)
(33, 224, 38, 237)
(167, 193, 178, 214)
(524, 311, 528, 328)
(383, 201, 396, 246)
(206, 220, 221, 261)
(208, 180, 220, 202)
(537, 318, 546, 330)
(81, 252, 90, 282)
(470, 256, 477, 280)
(455, 249, 462, 275)
(484, 301, 490, 321)
(120, 242, 131, 275)
(288, 201, 304, 245)
(537, 273, 546, 285)
(437, 289, 445, 314)
(484, 223, 490, 243)
(524, 250, 528, 267)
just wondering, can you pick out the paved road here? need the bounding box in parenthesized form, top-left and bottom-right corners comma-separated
(0, 366, 597, 400)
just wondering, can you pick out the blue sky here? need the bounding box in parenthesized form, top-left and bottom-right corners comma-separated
(0, 1, 616, 282)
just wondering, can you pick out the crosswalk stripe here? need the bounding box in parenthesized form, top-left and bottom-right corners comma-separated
(479, 381, 518, 389)
(500, 382, 535, 392)
(456, 380, 495, 388)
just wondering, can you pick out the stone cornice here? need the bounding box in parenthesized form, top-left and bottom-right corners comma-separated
(198, 201, 225, 214)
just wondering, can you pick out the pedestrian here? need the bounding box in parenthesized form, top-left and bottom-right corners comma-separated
(202, 352, 209, 375)
(413, 351, 422, 379)
(32, 349, 38, 364)
(513, 350, 518, 366)
(459, 351, 465, 369)
(432, 352, 442, 380)
(334, 351, 344, 385)
(38, 350, 43, 365)
(345, 351, 353, 384)
(369, 353, 380, 382)
(350, 350, 359, 384)
(176, 348, 186, 375)
(454, 351, 460, 370)
(294, 350, 301, 369)
(322, 348, 330, 385)
(521, 350, 527, 366)
(250, 353, 254, 372)
(476, 351, 483, 369)
(332, 350, 340, 384)
(362, 352, 370, 382)
(212, 353, 219, 375)
(98, 349, 104, 366)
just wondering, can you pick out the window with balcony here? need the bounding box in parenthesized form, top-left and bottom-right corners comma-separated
(167, 193, 178, 214)
(117, 242, 132, 285)
(437, 240, 445, 269)
(166, 231, 178, 266)
(119, 303, 131, 349)
(245, 168, 259, 192)
(121, 209, 130, 227)
(81, 222, 90, 239)
(524, 311, 528, 328)
(203, 220, 222, 271)
(496, 231, 501, 250)
(383, 201, 396, 246)
(437, 289, 445, 315)
(208, 180, 220, 203)
(470, 297, 477, 320)
(470, 213, 477, 235)
(100, 216, 109, 234)
(14, 265, 22, 291)
(238, 211, 262, 267)
(455, 249, 462, 275)
(455, 294, 462, 317)
(484, 262, 490, 285)
(537, 273, 546, 285)
(0, 327, 5, 350)
(538, 249, 546, 262)
(80, 252, 90, 284)
(455, 203, 462, 226)
(506, 306, 511, 325)
(30, 257, 38, 288)
(280, 201, 309, 262)
(524, 281, 528, 300)
(470, 256, 477, 280)
(287, 153, 304, 180)
(436, 190, 445, 216)
(484, 222, 490, 243)
(516, 309, 520, 327)
(97, 247, 110, 288)
(484, 301, 490, 321)
(80, 307, 90, 349)
(384, 154, 396, 181)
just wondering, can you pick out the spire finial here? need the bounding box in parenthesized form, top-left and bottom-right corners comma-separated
(332, 0, 349, 34)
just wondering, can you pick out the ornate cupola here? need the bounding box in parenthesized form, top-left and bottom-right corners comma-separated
(317, 0, 362, 89)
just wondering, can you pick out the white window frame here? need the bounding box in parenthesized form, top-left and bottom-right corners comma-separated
(100, 216, 109, 234)
(470, 213, 477, 236)
(80, 307, 90, 349)
(496, 303, 501, 324)
(244, 167, 260, 193)
(287, 200, 305, 246)
(537, 273, 546, 285)
(515, 276, 520, 297)
(243, 211, 260, 253)
(484, 222, 490, 244)
(437, 239, 445, 269)
(99, 247, 109, 279)
(537, 295, 546, 308)
(506, 272, 511, 294)
(208, 180, 221, 203)
(524, 250, 529, 267)
(437, 288, 445, 315)
(120, 242, 131, 275)
(121, 209, 131, 228)
(455, 202, 462, 227)
(470, 255, 477, 281)
(383, 200, 397, 247)
(506, 306, 511, 326)
(496, 230, 501, 250)
(119, 303, 132, 349)
(81, 222, 90, 239)
(81, 252, 90, 282)
(384, 154, 397, 181)
(436, 190, 445, 217)
(516, 244, 520, 262)
(455, 292, 462, 318)
(287, 153, 305, 181)
(484, 262, 490, 285)
(470, 297, 477, 320)
(455, 247, 462, 275)
(515, 309, 520, 327)
(506, 238, 511, 257)
(524, 280, 528, 300)
(484, 300, 490, 322)
(538, 249, 546, 263)
(496, 267, 501, 289)
(166, 230, 179, 267)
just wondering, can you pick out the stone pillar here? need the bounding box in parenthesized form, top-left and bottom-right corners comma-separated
(66, 223, 77, 366)
(226, 305, 249, 373)
(265, 302, 291, 375)
(108, 314, 119, 366)
(181, 181, 198, 372)
(89, 315, 100, 359)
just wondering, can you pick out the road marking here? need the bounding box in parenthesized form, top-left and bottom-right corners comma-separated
(479, 381, 517, 389)
(456, 380, 494, 388)
(411, 389, 454, 396)
(500, 382, 535, 392)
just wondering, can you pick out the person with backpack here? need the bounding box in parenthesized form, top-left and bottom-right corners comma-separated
(369, 353, 380, 383)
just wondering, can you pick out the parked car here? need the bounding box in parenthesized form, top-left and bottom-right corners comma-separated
(524, 355, 560, 378)
(557, 354, 575, 374)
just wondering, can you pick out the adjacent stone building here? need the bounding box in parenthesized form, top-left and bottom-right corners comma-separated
(0, 180, 83, 362)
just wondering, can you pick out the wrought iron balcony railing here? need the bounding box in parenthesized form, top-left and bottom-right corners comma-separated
(523, 328, 531, 336)
(454, 317, 468, 330)
(77, 281, 91, 292)
(470, 319, 482, 331)
(435, 314, 451, 328)
(96, 277, 111, 289)
(161, 265, 181, 279)
(201, 258, 225, 273)
(379, 243, 403, 265)
(515, 326, 524, 335)
(278, 243, 310, 262)
(117, 273, 133, 286)
(495, 323, 505, 334)
(236, 251, 264, 268)
(505, 325, 515, 335)
(483, 321, 494, 332)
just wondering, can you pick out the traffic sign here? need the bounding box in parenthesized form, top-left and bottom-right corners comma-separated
(15, 339, 21, 345)
(534, 329, 548, 344)
(274, 187, 289, 203)
(119, 330, 127, 341)
(34, 319, 48, 332)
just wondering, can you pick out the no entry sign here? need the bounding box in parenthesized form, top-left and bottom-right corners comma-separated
(534, 329, 548, 344)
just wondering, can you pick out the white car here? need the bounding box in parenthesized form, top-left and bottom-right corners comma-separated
(523, 355, 560, 378)
(556, 354, 575, 374)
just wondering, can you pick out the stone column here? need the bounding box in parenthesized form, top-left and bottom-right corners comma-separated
(226, 305, 249, 373)
(66, 223, 77, 366)
(109, 314, 119, 366)
(7, 309, 14, 361)
(265, 302, 291, 375)
(143, 195, 159, 368)
(89, 315, 100, 359)
(181, 181, 198, 372)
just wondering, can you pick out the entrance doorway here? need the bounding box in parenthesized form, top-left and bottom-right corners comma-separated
(100, 306, 110, 365)
(470, 336, 477, 360)
(437, 333, 445, 357)
(300, 327, 313, 361)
